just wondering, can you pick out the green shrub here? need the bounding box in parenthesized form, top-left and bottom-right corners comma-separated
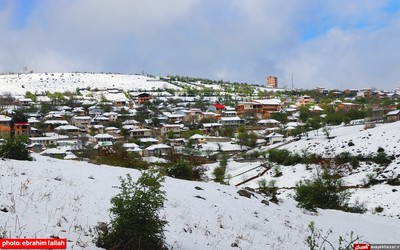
(268, 148, 302, 166)
(371, 152, 392, 166)
(213, 166, 225, 184)
(334, 152, 360, 168)
(258, 179, 279, 203)
(95, 146, 149, 169)
(213, 154, 227, 184)
(95, 170, 167, 250)
(295, 170, 350, 212)
(0, 137, 32, 161)
(167, 160, 194, 180)
(335, 152, 352, 164)
(344, 199, 367, 214)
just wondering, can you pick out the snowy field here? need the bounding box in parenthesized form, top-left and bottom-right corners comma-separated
(0, 154, 399, 249)
(230, 122, 400, 219)
(0, 73, 181, 95)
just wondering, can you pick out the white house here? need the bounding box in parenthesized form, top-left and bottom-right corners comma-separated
(54, 125, 81, 137)
(102, 112, 118, 122)
(92, 134, 114, 148)
(29, 137, 58, 146)
(265, 132, 284, 144)
(143, 144, 172, 157)
(71, 116, 92, 128)
(219, 117, 243, 126)
(129, 128, 152, 139)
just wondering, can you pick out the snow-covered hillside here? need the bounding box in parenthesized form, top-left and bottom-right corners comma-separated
(233, 122, 400, 219)
(0, 73, 181, 95)
(1, 154, 399, 249)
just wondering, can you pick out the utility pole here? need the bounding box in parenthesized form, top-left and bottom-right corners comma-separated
(291, 73, 294, 90)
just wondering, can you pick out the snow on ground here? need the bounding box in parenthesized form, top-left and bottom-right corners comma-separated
(1, 154, 399, 249)
(0, 73, 181, 95)
(200, 141, 247, 153)
(204, 160, 266, 185)
(229, 122, 400, 219)
(285, 122, 400, 157)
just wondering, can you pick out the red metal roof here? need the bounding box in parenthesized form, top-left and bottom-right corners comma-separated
(14, 122, 30, 125)
(213, 104, 225, 109)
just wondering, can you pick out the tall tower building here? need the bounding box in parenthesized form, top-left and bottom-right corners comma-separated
(266, 76, 278, 88)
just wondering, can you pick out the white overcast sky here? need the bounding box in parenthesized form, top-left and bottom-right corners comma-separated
(1, 0, 400, 89)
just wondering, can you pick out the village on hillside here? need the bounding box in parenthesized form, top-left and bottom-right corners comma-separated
(1, 72, 400, 248)
(0, 72, 399, 167)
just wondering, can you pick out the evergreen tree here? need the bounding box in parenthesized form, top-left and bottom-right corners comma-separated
(96, 169, 167, 250)
(0, 136, 32, 161)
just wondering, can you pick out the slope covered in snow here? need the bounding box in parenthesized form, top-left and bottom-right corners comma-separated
(235, 122, 400, 219)
(0, 73, 181, 95)
(0, 154, 399, 249)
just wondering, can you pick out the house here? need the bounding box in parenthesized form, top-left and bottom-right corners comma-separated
(189, 133, 206, 143)
(88, 106, 104, 116)
(221, 110, 237, 117)
(343, 89, 358, 96)
(44, 111, 64, 120)
(129, 128, 152, 139)
(54, 125, 80, 137)
(143, 144, 172, 157)
(137, 93, 152, 104)
(44, 120, 69, 131)
(357, 89, 372, 98)
(29, 127, 43, 137)
(295, 95, 314, 107)
(16, 98, 33, 106)
(161, 124, 183, 138)
(40, 147, 78, 160)
(72, 107, 86, 116)
(168, 138, 186, 147)
(113, 98, 129, 107)
(27, 143, 44, 153)
(257, 119, 280, 128)
(40, 147, 69, 159)
(265, 132, 284, 144)
(309, 105, 324, 113)
(71, 116, 92, 128)
(219, 117, 244, 126)
(212, 104, 226, 114)
(184, 109, 203, 122)
(386, 110, 400, 122)
(139, 138, 159, 145)
(336, 103, 360, 112)
(92, 116, 110, 125)
(199, 112, 217, 121)
(165, 113, 185, 124)
(104, 126, 120, 135)
(29, 136, 58, 146)
(0, 114, 29, 136)
(123, 143, 143, 155)
(102, 112, 118, 122)
(202, 123, 222, 136)
(0, 116, 12, 135)
(122, 119, 141, 126)
(237, 99, 282, 119)
(87, 124, 105, 134)
(92, 134, 114, 148)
